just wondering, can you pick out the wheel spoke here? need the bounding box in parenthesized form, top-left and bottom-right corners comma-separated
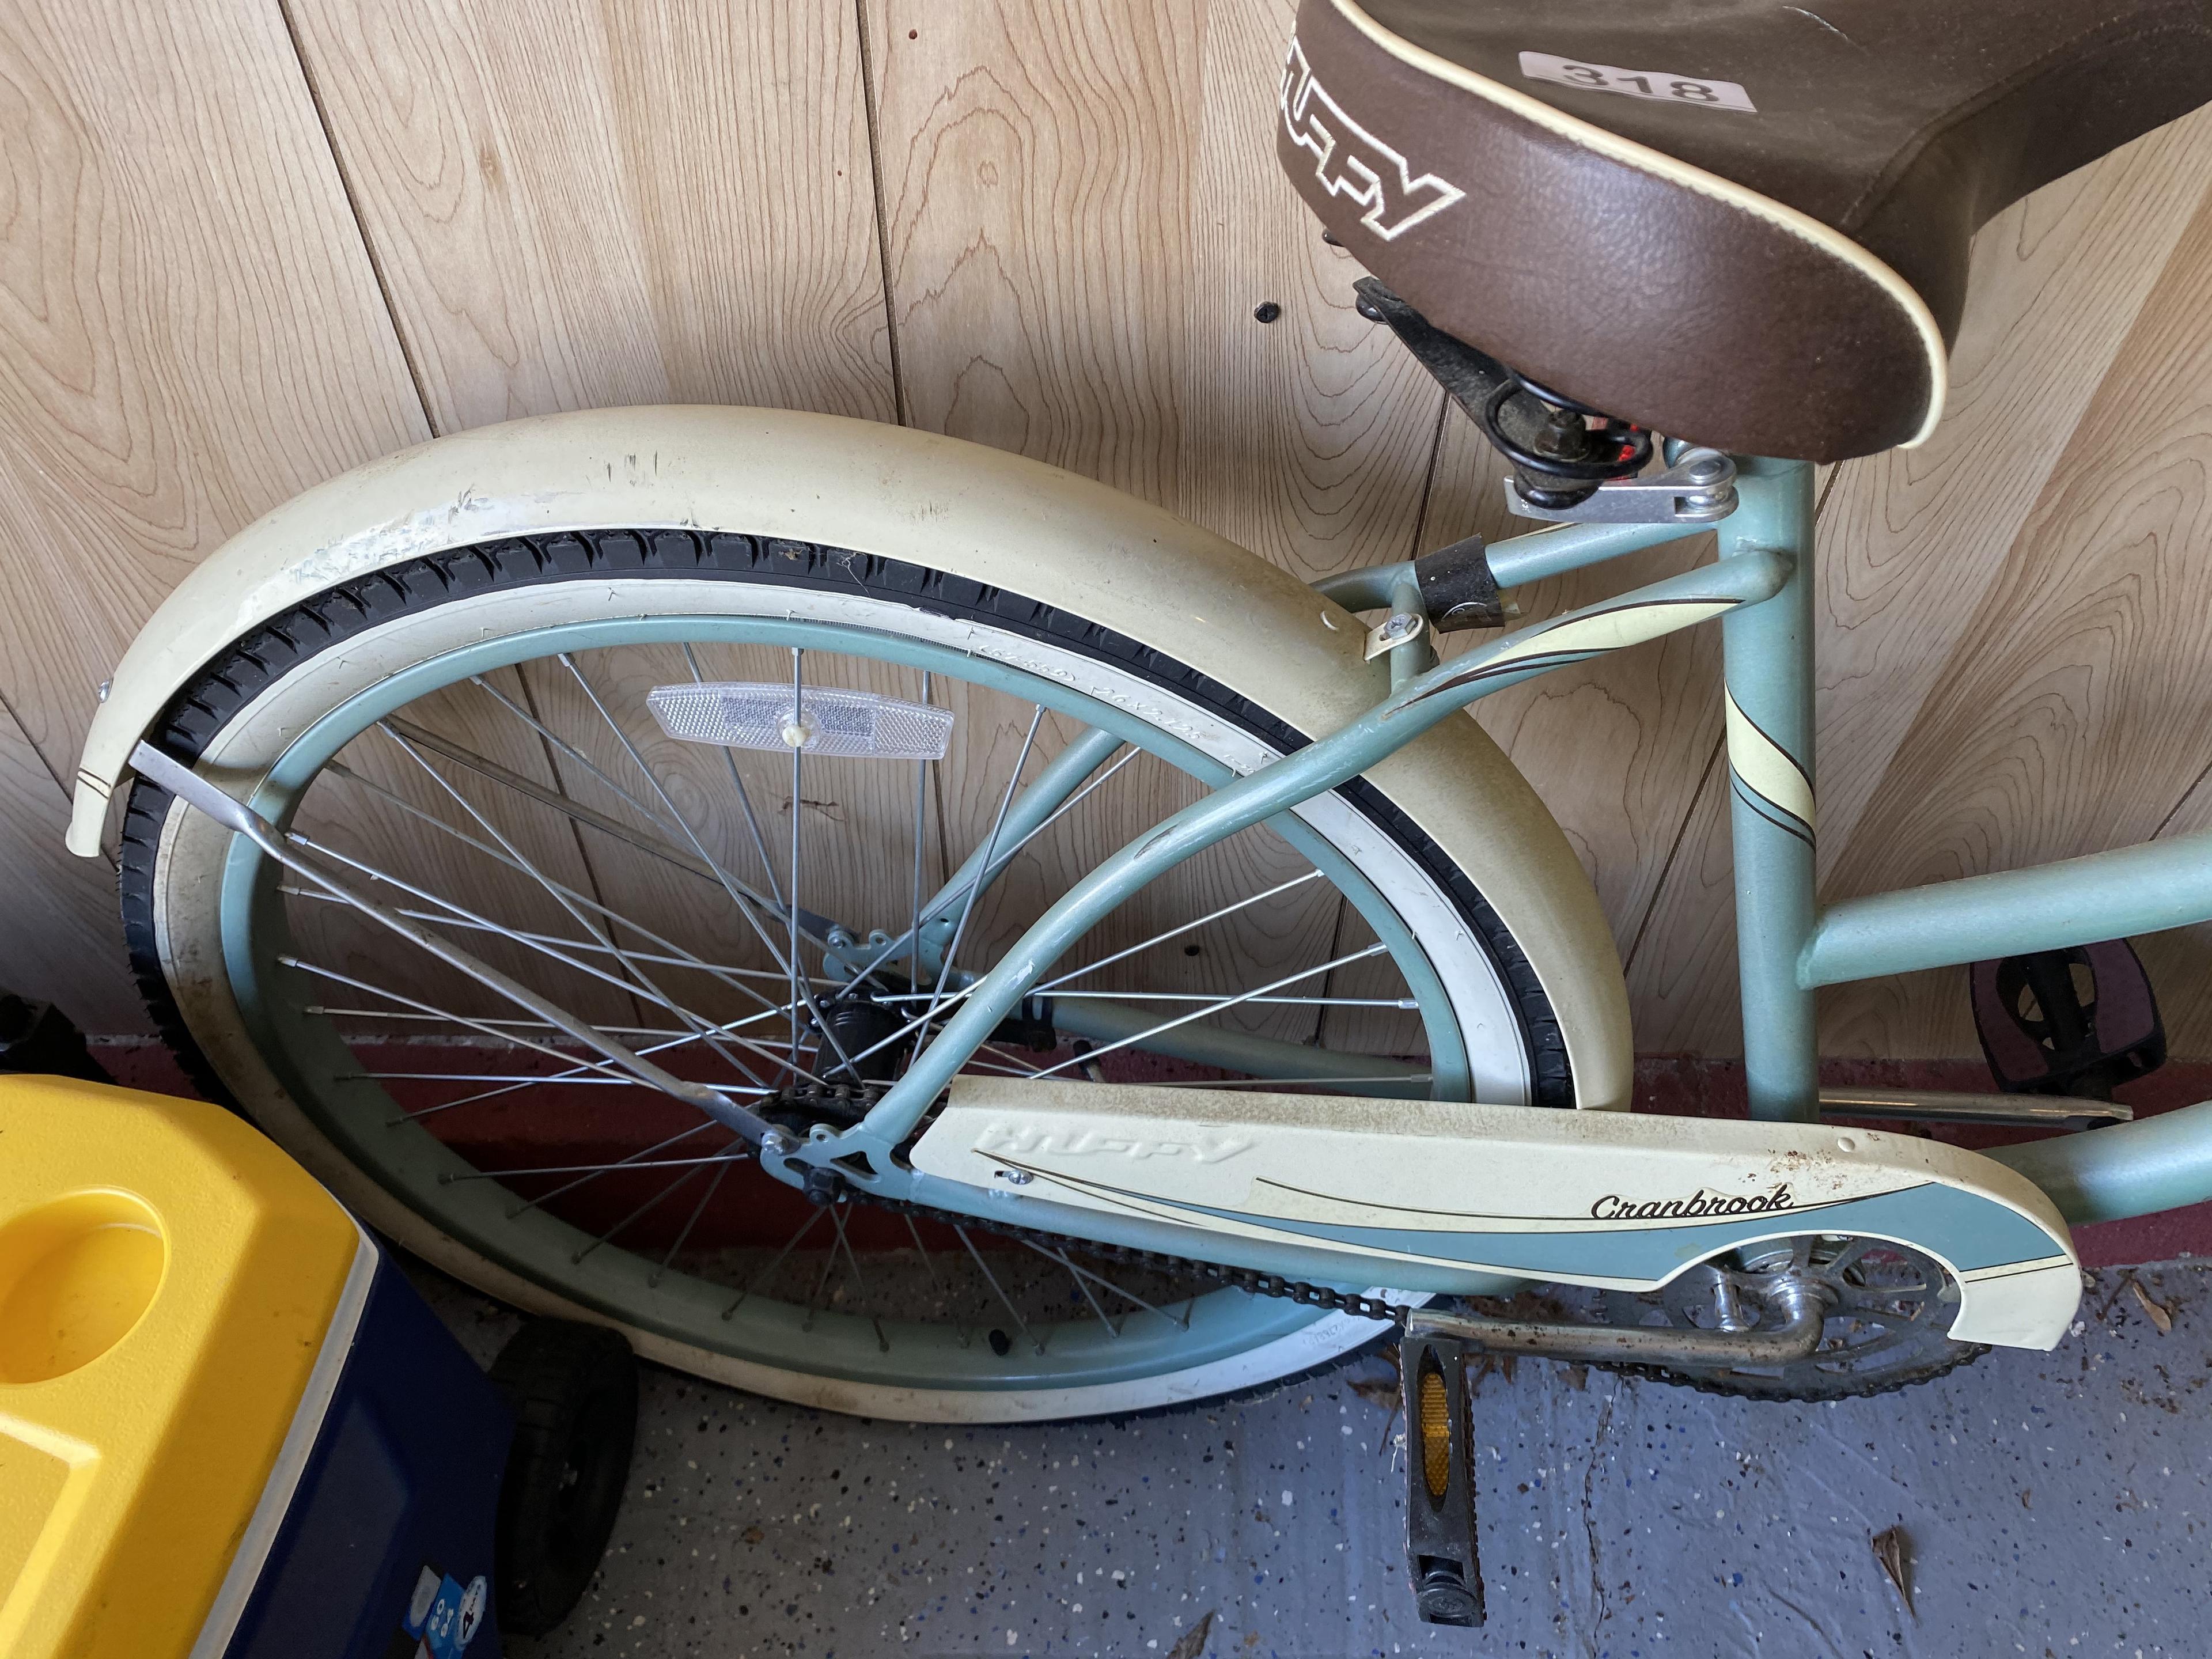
(470, 674, 700, 855)
(787, 647, 804, 1066)
(320, 758, 799, 1018)
(380, 722, 777, 1093)
(1034, 870, 1327, 991)
(721, 1206, 828, 1319)
(443, 1152, 753, 1180)
(353, 1071, 672, 1087)
(683, 642, 785, 906)
(841, 737, 1135, 994)
(1028, 942, 1389, 1079)
(287, 887, 815, 986)
(1027, 1244, 1191, 1330)
(505, 1119, 724, 1221)
(382, 714, 735, 895)
(915, 706, 1046, 1052)
(957, 1225, 1046, 1356)
(1024, 1240, 1122, 1338)
(901, 1213, 971, 1348)
(281, 956, 639, 1086)
(910, 671, 931, 990)
(573, 1161, 713, 1266)
(393, 1008, 800, 1122)
(653, 1155, 738, 1287)
(291, 825, 816, 1087)
(307, 1006, 694, 1040)
(826, 1205, 891, 1353)
(557, 650, 858, 1078)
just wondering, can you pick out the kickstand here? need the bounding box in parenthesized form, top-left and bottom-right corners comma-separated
(1400, 1331, 1483, 1627)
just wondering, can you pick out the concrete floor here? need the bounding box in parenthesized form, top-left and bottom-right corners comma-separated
(411, 1258, 2210, 1659)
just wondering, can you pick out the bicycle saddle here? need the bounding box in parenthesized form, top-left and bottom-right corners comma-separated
(1278, 0, 2212, 461)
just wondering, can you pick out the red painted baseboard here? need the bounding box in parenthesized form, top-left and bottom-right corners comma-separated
(84, 1041, 2210, 1269)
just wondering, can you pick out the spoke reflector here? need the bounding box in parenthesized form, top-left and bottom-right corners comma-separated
(649, 682, 953, 759)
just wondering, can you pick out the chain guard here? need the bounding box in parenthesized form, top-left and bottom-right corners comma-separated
(790, 1146, 1978, 1400)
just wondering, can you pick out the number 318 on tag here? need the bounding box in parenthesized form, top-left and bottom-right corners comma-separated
(1518, 52, 1756, 113)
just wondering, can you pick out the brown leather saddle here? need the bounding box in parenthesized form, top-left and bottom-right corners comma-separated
(1278, 0, 2212, 461)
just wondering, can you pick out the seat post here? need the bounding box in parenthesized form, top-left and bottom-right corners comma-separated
(1719, 458, 1820, 1122)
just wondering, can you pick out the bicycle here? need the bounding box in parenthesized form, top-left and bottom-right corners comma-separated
(68, 0, 2212, 1449)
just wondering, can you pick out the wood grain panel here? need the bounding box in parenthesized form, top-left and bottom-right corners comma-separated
(284, 0, 895, 431)
(0, 0, 427, 781)
(1812, 113, 2212, 869)
(0, 694, 141, 1032)
(1818, 171, 2212, 1058)
(867, 0, 1447, 574)
(1628, 112, 2212, 1059)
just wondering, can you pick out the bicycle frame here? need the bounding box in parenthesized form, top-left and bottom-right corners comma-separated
(780, 456, 2212, 1252)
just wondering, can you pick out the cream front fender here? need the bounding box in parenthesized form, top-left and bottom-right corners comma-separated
(75, 405, 1633, 1108)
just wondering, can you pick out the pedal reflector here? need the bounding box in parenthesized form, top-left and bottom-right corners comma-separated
(647, 683, 953, 759)
(1417, 1362, 1452, 1500)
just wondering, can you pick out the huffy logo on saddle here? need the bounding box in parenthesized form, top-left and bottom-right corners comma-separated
(1589, 1184, 1795, 1222)
(976, 1122, 1254, 1164)
(1279, 36, 1466, 240)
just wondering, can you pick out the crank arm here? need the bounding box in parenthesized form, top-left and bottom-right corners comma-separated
(131, 742, 772, 1143)
(1405, 1267, 1826, 1369)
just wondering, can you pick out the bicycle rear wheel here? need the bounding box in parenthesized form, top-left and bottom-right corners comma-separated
(120, 464, 1576, 1421)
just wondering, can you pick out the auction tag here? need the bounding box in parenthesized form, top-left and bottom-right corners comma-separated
(1518, 52, 1756, 113)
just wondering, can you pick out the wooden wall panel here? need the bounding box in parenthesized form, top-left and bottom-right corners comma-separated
(0, 0, 427, 765)
(1820, 164, 2212, 1058)
(0, 0, 426, 1026)
(865, 0, 1446, 575)
(1629, 110, 2212, 1058)
(284, 0, 895, 431)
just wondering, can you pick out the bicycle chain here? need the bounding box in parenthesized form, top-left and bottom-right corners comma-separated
(849, 1182, 1411, 1325)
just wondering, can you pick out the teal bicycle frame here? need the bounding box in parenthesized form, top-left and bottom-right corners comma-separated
(770, 456, 2212, 1269)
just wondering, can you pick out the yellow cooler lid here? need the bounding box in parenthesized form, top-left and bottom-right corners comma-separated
(0, 1075, 366, 1659)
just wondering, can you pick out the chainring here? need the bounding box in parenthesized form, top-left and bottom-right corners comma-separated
(1592, 1234, 1986, 1401)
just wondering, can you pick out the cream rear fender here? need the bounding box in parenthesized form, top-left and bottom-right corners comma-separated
(72, 405, 1633, 1108)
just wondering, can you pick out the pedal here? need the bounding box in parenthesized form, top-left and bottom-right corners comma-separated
(1971, 940, 2165, 1100)
(1401, 1331, 1483, 1627)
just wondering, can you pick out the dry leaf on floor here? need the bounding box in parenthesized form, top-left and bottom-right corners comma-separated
(1345, 1347, 1402, 1411)
(2130, 1279, 2175, 1335)
(1165, 1609, 1216, 1659)
(1870, 1524, 1914, 1618)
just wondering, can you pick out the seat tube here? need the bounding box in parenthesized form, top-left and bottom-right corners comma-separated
(1718, 457, 1819, 1120)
